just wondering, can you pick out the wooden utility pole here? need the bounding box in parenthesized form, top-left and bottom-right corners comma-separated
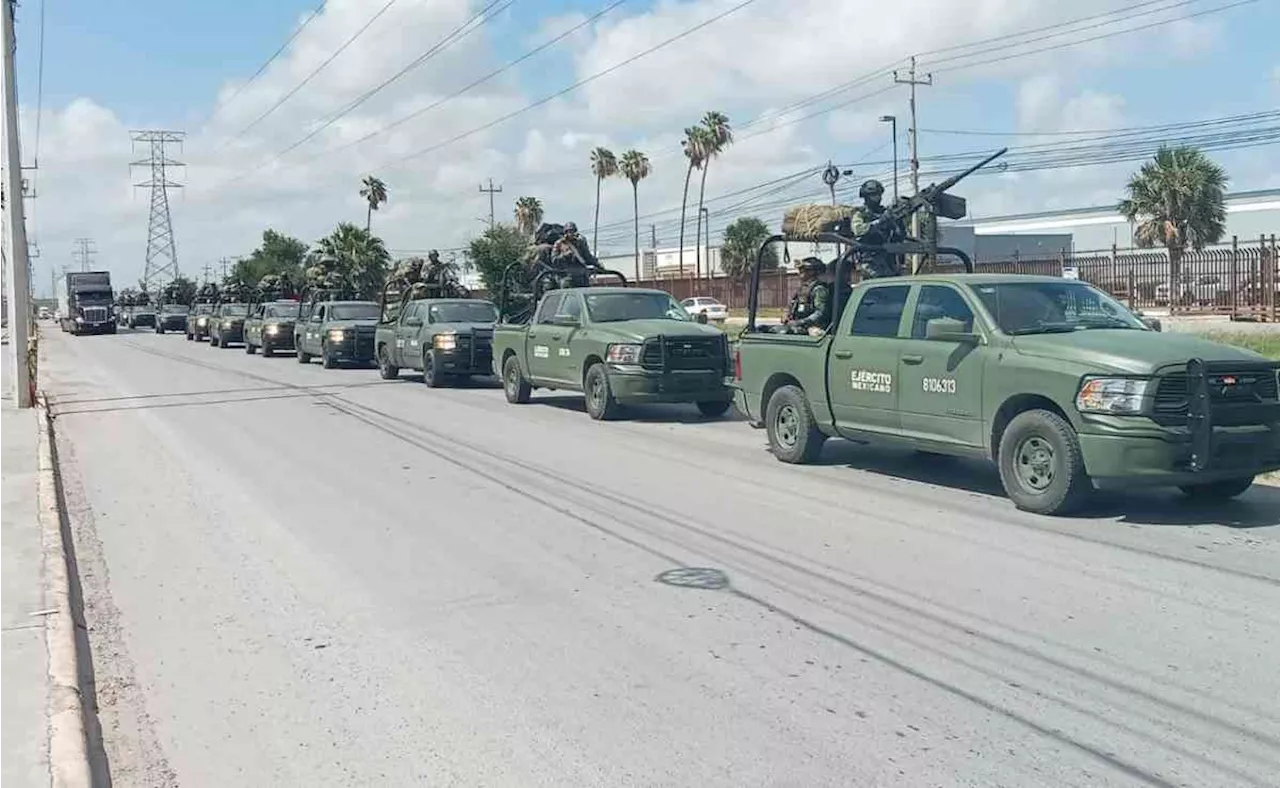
(478, 178, 502, 230)
(894, 56, 932, 273)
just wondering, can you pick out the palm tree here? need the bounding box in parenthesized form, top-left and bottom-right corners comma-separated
(694, 111, 733, 281)
(618, 150, 653, 281)
(316, 222, 391, 299)
(359, 176, 388, 233)
(678, 126, 709, 276)
(589, 147, 618, 252)
(514, 196, 544, 237)
(1118, 145, 1227, 290)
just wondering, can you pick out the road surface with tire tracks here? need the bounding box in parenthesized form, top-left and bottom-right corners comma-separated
(37, 325, 1280, 787)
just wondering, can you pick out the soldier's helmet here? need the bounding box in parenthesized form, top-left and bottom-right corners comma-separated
(798, 257, 826, 276)
(859, 179, 885, 200)
(564, 222, 578, 235)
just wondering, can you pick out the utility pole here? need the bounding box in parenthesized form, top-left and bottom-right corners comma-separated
(478, 178, 502, 230)
(3, 0, 33, 406)
(219, 257, 229, 280)
(201, 262, 213, 283)
(72, 237, 97, 271)
(894, 56, 932, 273)
(130, 130, 184, 291)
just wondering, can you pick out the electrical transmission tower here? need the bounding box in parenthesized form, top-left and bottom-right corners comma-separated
(72, 237, 97, 271)
(130, 130, 185, 290)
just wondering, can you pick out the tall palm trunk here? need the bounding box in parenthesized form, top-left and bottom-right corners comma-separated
(678, 163, 694, 276)
(695, 161, 711, 282)
(632, 182, 640, 282)
(593, 176, 603, 252)
(366, 204, 372, 234)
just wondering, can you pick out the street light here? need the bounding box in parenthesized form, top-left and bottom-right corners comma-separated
(879, 115, 898, 202)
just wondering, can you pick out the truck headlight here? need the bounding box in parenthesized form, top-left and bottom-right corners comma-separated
(222, 321, 232, 328)
(197, 317, 207, 326)
(433, 332, 457, 350)
(328, 329, 346, 342)
(607, 343, 643, 364)
(266, 324, 279, 335)
(1075, 377, 1152, 414)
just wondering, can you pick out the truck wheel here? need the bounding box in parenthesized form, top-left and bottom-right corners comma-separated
(421, 351, 443, 388)
(503, 356, 531, 404)
(377, 345, 400, 380)
(997, 409, 1091, 516)
(765, 385, 825, 463)
(584, 363, 620, 420)
(245, 339, 255, 354)
(210, 334, 219, 347)
(322, 342, 337, 369)
(696, 400, 732, 418)
(297, 345, 311, 364)
(262, 341, 273, 358)
(1178, 476, 1254, 501)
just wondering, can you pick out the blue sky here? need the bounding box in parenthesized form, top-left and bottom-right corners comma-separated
(11, 0, 1279, 292)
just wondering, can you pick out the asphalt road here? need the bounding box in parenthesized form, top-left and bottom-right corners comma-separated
(39, 324, 1280, 787)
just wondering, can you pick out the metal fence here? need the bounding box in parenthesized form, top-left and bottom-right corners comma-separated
(627, 234, 1279, 319)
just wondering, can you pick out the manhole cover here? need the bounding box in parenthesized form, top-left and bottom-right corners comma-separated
(655, 567, 729, 590)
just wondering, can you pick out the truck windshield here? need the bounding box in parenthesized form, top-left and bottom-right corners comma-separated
(583, 293, 689, 323)
(427, 302, 497, 323)
(329, 304, 381, 320)
(162, 305, 187, 314)
(971, 281, 1146, 335)
(221, 305, 249, 317)
(265, 304, 299, 319)
(79, 291, 112, 303)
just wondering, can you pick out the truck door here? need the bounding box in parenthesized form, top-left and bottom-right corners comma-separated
(550, 293, 583, 382)
(397, 303, 424, 368)
(825, 284, 911, 436)
(304, 304, 325, 355)
(526, 293, 563, 382)
(896, 284, 987, 448)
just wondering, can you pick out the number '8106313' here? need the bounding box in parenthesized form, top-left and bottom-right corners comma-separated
(923, 377, 957, 394)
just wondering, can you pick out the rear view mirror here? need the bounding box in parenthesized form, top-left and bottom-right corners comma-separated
(404, 316, 423, 327)
(925, 317, 980, 343)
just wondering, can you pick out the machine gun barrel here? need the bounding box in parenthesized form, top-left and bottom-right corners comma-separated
(876, 147, 1008, 227)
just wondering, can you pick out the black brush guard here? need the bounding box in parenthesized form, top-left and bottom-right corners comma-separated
(1184, 358, 1280, 472)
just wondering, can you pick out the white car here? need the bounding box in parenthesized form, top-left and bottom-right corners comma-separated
(681, 296, 728, 322)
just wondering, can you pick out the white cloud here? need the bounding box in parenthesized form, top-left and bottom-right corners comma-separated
(15, 0, 1269, 295)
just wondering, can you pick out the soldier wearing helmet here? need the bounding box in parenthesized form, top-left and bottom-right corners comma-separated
(776, 257, 832, 334)
(850, 178, 907, 278)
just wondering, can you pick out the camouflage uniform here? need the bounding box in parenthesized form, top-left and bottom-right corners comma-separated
(849, 180, 907, 279)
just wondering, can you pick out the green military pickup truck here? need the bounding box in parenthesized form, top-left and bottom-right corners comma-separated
(494, 286, 735, 420)
(375, 298, 499, 386)
(243, 299, 301, 357)
(294, 300, 381, 368)
(733, 273, 1280, 514)
(187, 303, 215, 341)
(207, 302, 249, 348)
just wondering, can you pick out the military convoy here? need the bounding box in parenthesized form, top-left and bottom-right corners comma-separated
(732, 149, 1280, 513)
(85, 164, 1277, 515)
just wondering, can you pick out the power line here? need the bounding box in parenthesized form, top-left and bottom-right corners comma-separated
(366, 0, 763, 173)
(921, 110, 1280, 137)
(198, 1, 328, 130)
(221, 0, 403, 147)
(225, 0, 631, 186)
(256, 0, 513, 166)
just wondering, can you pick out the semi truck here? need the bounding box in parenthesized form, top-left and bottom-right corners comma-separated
(59, 271, 116, 335)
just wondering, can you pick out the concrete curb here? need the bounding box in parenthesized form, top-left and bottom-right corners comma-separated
(36, 394, 94, 788)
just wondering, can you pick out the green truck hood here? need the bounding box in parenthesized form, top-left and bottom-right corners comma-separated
(433, 321, 494, 333)
(1012, 329, 1268, 374)
(589, 319, 724, 343)
(326, 319, 377, 330)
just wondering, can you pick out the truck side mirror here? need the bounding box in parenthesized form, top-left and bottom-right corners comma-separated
(696, 312, 709, 324)
(404, 316, 423, 327)
(925, 317, 980, 344)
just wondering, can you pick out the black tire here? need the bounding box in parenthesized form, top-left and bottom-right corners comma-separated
(157, 325, 164, 335)
(421, 351, 443, 387)
(210, 333, 219, 347)
(503, 355, 531, 404)
(584, 362, 620, 421)
(377, 345, 400, 380)
(696, 399, 732, 418)
(997, 409, 1091, 516)
(261, 341, 273, 358)
(765, 385, 825, 463)
(245, 338, 255, 354)
(322, 342, 337, 369)
(297, 345, 311, 364)
(1178, 476, 1254, 501)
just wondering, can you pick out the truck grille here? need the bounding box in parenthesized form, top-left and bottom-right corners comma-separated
(1153, 365, 1280, 426)
(83, 306, 108, 323)
(454, 331, 493, 369)
(353, 326, 376, 358)
(640, 336, 727, 373)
